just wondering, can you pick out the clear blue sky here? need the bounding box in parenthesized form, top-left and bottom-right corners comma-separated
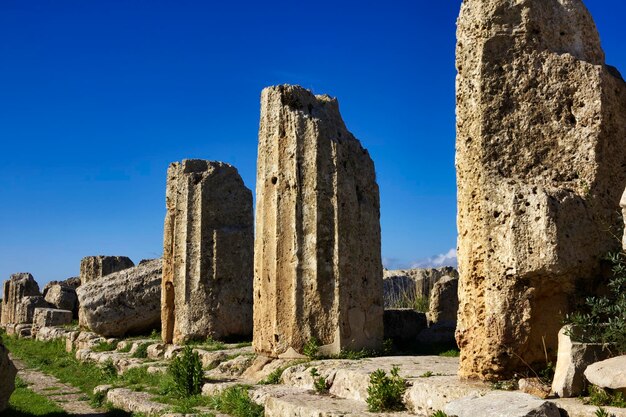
(1, 1, 625, 287)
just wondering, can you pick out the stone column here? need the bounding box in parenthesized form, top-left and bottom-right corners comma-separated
(1, 273, 44, 325)
(253, 85, 383, 358)
(455, 0, 626, 379)
(161, 160, 254, 344)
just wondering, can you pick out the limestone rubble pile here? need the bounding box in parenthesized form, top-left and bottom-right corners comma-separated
(253, 84, 383, 357)
(1, 273, 48, 325)
(44, 284, 78, 315)
(77, 258, 162, 337)
(161, 159, 254, 344)
(455, 0, 626, 379)
(80, 256, 135, 284)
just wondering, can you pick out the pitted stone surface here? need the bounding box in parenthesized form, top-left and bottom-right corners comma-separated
(32, 308, 73, 332)
(254, 84, 383, 357)
(162, 159, 253, 344)
(80, 256, 134, 284)
(44, 284, 78, 315)
(77, 259, 161, 337)
(455, 0, 626, 379)
(1, 273, 45, 325)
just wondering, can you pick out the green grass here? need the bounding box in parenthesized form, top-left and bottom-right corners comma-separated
(207, 385, 264, 417)
(130, 342, 150, 359)
(438, 349, 460, 357)
(587, 385, 626, 408)
(92, 341, 118, 352)
(2, 335, 117, 396)
(0, 377, 69, 417)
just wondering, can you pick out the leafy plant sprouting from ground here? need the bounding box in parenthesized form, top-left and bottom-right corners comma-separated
(99, 359, 117, 379)
(208, 385, 264, 417)
(131, 342, 150, 359)
(303, 337, 320, 359)
(168, 345, 204, 397)
(366, 366, 407, 412)
(595, 407, 617, 417)
(92, 340, 117, 352)
(260, 367, 286, 385)
(310, 367, 330, 394)
(564, 251, 626, 353)
(430, 411, 449, 417)
(586, 385, 626, 408)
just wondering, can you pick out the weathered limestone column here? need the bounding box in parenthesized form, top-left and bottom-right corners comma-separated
(80, 256, 134, 284)
(253, 85, 383, 358)
(456, 0, 626, 379)
(1, 273, 45, 325)
(161, 160, 254, 344)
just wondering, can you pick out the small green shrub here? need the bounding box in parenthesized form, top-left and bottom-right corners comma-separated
(131, 343, 150, 359)
(99, 360, 117, 379)
(310, 368, 330, 394)
(118, 343, 132, 353)
(168, 346, 204, 398)
(587, 385, 626, 408)
(595, 407, 617, 417)
(303, 337, 320, 359)
(260, 367, 285, 385)
(430, 411, 449, 417)
(208, 385, 264, 417)
(438, 349, 460, 357)
(491, 379, 518, 391)
(92, 341, 117, 352)
(420, 371, 434, 378)
(564, 251, 626, 353)
(366, 366, 407, 412)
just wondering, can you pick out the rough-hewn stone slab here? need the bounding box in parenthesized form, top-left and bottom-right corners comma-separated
(254, 84, 383, 357)
(161, 159, 253, 344)
(455, 0, 626, 379)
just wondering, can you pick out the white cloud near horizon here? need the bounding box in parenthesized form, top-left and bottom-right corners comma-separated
(383, 248, 458, 270)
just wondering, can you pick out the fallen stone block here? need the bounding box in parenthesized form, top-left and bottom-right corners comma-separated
(584, 355, 626, 394)
(33, 308, 73, 330)
(552, 325, 613, 398)
(77, 259, 161, 337)
(445, 391, 561, 417)
(80, 256, 134, 284)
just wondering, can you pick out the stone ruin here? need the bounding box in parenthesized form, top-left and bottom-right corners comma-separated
(77, 258, 162, 337)
(1, 273, 48, 327)
(161, 159, 254, 344)
(79, 255, 134, 284)
(253, 85, 383, 358)
(383, 266, 458, 308)
(456, 0, 626, 379)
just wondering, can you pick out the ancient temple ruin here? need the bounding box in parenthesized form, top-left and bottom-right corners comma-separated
(456, 0, 626, 379)
(161, 160, 254, 344)
(1, 273, 47, 326)
(253, 85, 384, 358)
(79, 256, 134, 284)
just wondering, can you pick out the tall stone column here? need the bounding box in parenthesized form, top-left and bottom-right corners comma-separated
(253, 85, 383, 358)
(161, 160, 254, 344)
(456, 0, 626, 379)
